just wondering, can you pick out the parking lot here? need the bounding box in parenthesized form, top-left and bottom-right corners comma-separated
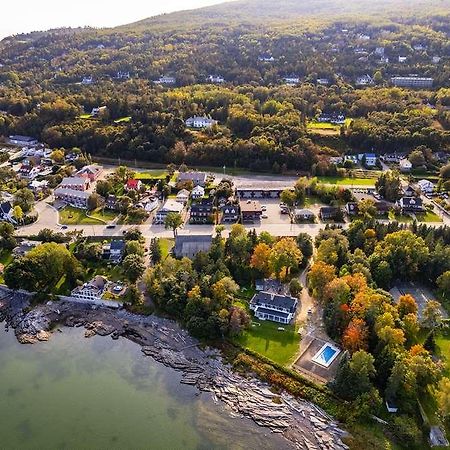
(259, 199, 292, 225)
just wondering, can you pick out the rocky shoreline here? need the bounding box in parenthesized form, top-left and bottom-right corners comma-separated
(0, 289, 349, 450)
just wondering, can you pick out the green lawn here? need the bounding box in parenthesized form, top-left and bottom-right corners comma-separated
(135, 170, 168, 179)
(316, 176, 376, 186)
(79, 114, 93, 119)
(388, 211, 413, 223)
(59, 207, 104, 225)
(304, 195, 324, 206)
(416, 211, 443, 223)
(113, 116, 132, 124)
(159, 238, 174, 260)
(436, 333, 450, 375)
(234, 319, 300, 366)
(89, 208, 119, 223)
(0, 249, 13, 284)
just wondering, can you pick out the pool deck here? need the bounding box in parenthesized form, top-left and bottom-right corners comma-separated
(293, 336, 343, 384)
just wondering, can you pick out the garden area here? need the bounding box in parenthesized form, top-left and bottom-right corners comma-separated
(234, 319, 300, 366)
(59, 207, 104, 225)
(416, 211, 443, 223)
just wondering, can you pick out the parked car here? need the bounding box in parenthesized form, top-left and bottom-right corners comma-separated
(261, 205, 267, 211)
(106, 224, 116, 229)
(261, 214, 268, 219)
(61, 225, 68, 230)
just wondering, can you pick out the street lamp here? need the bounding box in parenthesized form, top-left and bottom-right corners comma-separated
(223, 165, 226, 175)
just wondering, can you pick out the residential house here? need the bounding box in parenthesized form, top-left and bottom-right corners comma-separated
(185, 116, 217, 129)
(71, 276, 108, 301)
(319, 206, 342, 221)
(116, 71, 130, 80)
(346, 202, 359, 216)
(398, 56, 408, 63)
(207, 75, 225, 84)
(381, 153, 406, 164)
(391, 77, 433, 88)
(154, 200, 184, 224)
(189, 199, 214, 224)
(177, 171, 207, 187)
(240, 200, 262, 222)
(356, 74, 374, 86)
(417, 179, 434, 194)
(259, 55, 275, 62)
(359, 153, 377, 167)
(76, 164, 103, 181)
(105, 194, 118, 210)
(0, 202, 15, 224)
(317, 113, 346, 125)
(283, 76, 300, 85)
(155, 75, 176, 85)
(255, 279, 286, 294)
(294, 209, 315, 221)
(403, 185, 417, 197)
(317, 78, 330, 85)
(125, 179, 142, 191)
(173, 234, 212, 259)
(103, 239, 126, 263)
(13, 240, 41, 256)
(397, 197, 424, 213)
(18, 164, 42, 180)
(54, 188, 90, 209)
(81, 76, 93, 85)
(29, 179, 48, 192)
(176, 189, 190, 204)
(191, 185, 205, 200)
(250, 291, 298, 324)
(432, 56, 441, 64)
(375, 201, 390, 215)
(399, 159, 413, 172)
(221, 202, 240, 223)
(8, 135, 39, 147)
(91, 106, 108, 117)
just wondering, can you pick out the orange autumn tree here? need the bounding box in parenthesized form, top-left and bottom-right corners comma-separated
(398, 294, 418, 318)
(308, 261, 336, 303)
(250, 243, 272, 277)
(342, 318, 369, 353)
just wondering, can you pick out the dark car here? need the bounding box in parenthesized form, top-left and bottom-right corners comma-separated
(106, 225, 116, 229)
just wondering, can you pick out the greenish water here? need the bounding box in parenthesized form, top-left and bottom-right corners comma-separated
(0, 326, 290, 450)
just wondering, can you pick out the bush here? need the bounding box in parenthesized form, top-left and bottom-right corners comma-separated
(390, 415, 424, 449)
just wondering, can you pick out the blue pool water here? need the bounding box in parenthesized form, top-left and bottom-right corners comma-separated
(321, 346, 337, 363)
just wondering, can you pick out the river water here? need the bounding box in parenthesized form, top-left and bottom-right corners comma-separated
(0, 325, 291, 450)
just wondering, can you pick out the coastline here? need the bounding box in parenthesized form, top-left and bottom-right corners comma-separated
(0, 288, 350, 450)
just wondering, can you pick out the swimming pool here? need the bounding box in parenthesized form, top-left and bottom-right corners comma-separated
(311, 343, 341, 368)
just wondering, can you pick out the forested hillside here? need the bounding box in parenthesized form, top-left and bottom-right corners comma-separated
(0, 0, 448, 171)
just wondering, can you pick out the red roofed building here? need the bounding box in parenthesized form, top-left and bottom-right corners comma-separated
(125, 179, 142, 191)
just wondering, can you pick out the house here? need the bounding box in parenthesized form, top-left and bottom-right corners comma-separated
(346, 202, 359, 216)
(237, 188, 284, 199)
(54, 188, 90, 209)
(359, 153, 377, 167)
(91, 106, 108, 117)
(191, 185, 205, 200)
(29, 179, 48, 192)
(221, 202, 240, 223)
(317, 78, 330, 85)
(105, 194, 118, 210)
(397, 197, 424, 213)
(255, 279, 286, 294)
(155, 75, 176, 85)
(189, 199, 214, 224)
(76, 164, 103, 181)
(8, 135, 39, 147)
(207, 75, 225, 84)
(417, 179, 434, 194)
(240, 200, 262, 222)
(173, 234, 212, 259)
(375, 47, 385, 56)
(403, 185, 416, 197)
(104, 239, 126, 263)
(250, 291, 298, 324)
(317, 113, 346, 125)
(71, 276, 107, 301)
(283, 76, 300, 85)
(0, 202, 15, 224)
(116, 71, 130, 80)
(432, 56, 441, 64)
(13, 240, 41, 256)
(18, 164, 42, 180)
(81, 76, 93, 85)
(185, 116, 217, 129)
(375, 201, 390, 215)
(381, 153, 406, 164)
(398, 56, 408, 63)
(259, 55, 275, 62)
(59, 177, 89, 191)
(125, 179, 142, 191)
(176, 189, 190, 204)
(391, 77, 433, 88)
(177, 172, 207, 187)
(154, 200, 184, 224)
(399, 159, 413, 172)
(294, 209, 315, 221)
(356, 74, 374, 86)
(319, 206, 342, 221)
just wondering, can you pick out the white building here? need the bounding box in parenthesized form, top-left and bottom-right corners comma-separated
(250, 291, 298, 324)
(54, 188, 90, 209)
(8, 135, 39, 147)
(176, 189, 190, 204)
(154, 200, 184, 224)
(185, 116, 217, 129)
(71, 276, 107, 301)
(155, 75, 176, 85)
(399, 159, 413, 172)
(191, 185, 205, 200)
(391, 77, 433, 88)
(356, 74, 374, 86)
(207, 75, 225, 84)
(81, 76, 93, 85)
(283, 76, 300, 85)
(417, 179, 434, 194)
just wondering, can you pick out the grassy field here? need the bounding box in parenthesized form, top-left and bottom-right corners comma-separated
(416, 211, 443, 223)
(234, 319, 300, 366)
(304, 195, 324, 206)
(89, 208, 118, 223)
(135, 170, 168, 179)
(113, 116, 132, 124)
(59, 207, 104, 225)
(159, 238, 174, 260)
(317, 176, 376, 186)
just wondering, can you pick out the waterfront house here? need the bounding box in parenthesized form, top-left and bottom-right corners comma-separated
(250, 291, 298, 324)
(71, 276, 107, 301)
(173, 234, 212, 259)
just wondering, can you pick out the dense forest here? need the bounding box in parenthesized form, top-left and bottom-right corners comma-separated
(0, 0, 448, 171)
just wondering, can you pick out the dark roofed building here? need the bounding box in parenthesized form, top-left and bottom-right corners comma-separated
(345, 202, 359, 216)
(189, 199, 214, 224)
(250, 291, 298, 324)
(240, 200, 262, 222)
(221, 202, 240, 223)
(319, 206, 342, 221)
(174, 234, 212, 259)
(397, 197, 424, 213)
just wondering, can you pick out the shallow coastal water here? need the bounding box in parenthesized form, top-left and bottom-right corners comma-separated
(0, 325, 291, 450)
